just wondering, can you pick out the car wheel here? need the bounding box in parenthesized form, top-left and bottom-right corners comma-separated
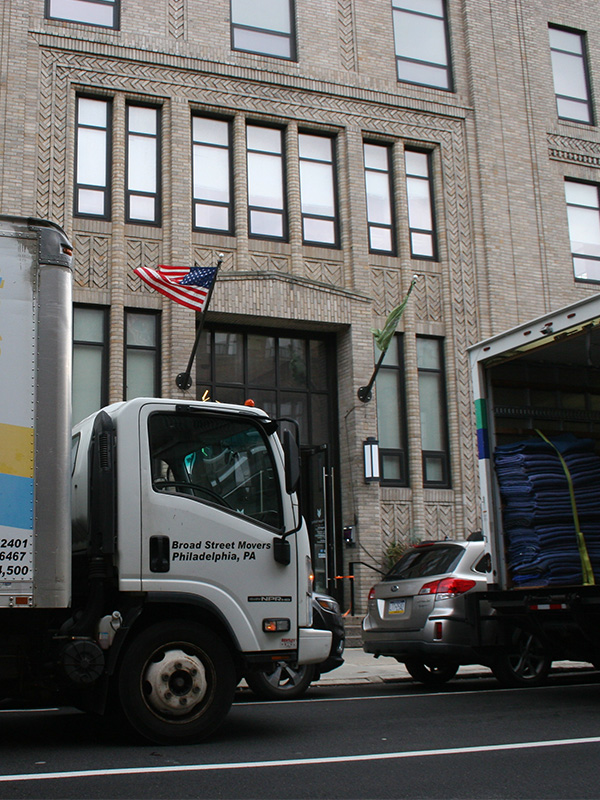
(117, 620, 236, 744)
(404, 659, 459, 686)
(491, 626, 551, 688)
(245, 661, 317, 700)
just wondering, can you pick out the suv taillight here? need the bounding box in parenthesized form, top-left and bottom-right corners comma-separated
(419, 577, 477, 600)
(368, 586, 377, 601)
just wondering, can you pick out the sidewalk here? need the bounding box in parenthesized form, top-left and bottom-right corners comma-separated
(313, 648, 591, 686)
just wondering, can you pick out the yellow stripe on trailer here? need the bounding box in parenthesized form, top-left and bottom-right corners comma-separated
(0, 423, 34, 479)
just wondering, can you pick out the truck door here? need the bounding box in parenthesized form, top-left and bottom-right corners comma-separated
(137, 404, 299, 654)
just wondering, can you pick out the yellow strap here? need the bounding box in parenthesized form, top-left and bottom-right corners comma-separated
(535, 430, 595, 586)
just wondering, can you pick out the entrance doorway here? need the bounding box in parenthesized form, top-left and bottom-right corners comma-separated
(196, 325, 341, 597)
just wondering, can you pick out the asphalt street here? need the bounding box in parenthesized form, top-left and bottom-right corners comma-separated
(0, 657, 599, 800)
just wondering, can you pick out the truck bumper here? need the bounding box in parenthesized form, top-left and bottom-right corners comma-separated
(297, 628, 332, 665)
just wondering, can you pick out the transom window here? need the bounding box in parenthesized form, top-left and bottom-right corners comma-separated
(46, 0, 119, 28)
(392, 0, 452, 90)
(549, 26, 593, 125)
(231, 0, 295, 60)
(565, 179, 600, 282)
(197, 329, 333, 447)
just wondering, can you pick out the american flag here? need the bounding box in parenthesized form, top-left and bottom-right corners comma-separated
(133, 265, 218, 312)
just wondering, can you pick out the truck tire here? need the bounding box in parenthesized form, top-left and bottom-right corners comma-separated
(491, 626, 551, 688)
(117, 620, 236, 744)
(404, 659, 459, 686)
(245, 661, 317, 700)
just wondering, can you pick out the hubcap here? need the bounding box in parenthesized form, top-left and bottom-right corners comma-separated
(143, 647, 207, 717)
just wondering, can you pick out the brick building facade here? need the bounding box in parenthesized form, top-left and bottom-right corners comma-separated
(1, 0, 599, 613)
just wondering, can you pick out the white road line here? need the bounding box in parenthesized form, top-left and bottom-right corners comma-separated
(2, 737, 600, 783)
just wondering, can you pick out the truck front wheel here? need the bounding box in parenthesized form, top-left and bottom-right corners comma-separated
(492, 626, 551, 688)
(118, 620, 236, 744)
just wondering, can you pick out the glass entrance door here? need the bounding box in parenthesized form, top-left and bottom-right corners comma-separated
(301, 444, 336, 595)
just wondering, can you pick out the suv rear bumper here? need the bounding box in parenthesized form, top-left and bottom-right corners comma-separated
(362, 637, 480, 663)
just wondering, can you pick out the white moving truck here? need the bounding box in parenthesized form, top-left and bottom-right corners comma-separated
(0, 215, 330, 743)
(469, 293, 600, 681)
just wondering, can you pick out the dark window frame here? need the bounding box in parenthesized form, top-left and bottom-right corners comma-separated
(230, 0, 297, 61)
(417, 335, 450, 488)
(565, 177, 600, 283)
(191, 114, 234, 236)
(45, 0, 120, 29)
(549, 24, 594, 126)
(376, 334, 409, 487)
(298, 130, 340, 249)
(363, 139, 396, 255)
(196, 325, 336, 449)
(126, 102, 162, 227)
(405, 147, 438, 261)
(124, 308, 162, 400)
(391, 0, 453, 92)
(246, 122, 288, 242)
(72, 303, 109, 424)
(74, 94, 112, 220)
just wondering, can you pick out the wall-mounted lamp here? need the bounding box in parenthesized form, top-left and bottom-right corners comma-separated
(363, 437, 380, 483)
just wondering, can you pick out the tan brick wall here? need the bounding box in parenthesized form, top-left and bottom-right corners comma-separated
(2, 0, 600, 611)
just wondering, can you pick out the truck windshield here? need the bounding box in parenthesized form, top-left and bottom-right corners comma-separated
(148, 411, 283, 530)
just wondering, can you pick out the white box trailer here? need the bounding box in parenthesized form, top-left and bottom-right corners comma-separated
(0, 215, 330, 743)
(469, 294, 600, 673)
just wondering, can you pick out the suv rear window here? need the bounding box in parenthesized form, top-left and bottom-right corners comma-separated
(386, 544, 464, 580)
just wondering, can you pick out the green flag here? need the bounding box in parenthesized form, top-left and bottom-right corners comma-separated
(371, 276, 417, 354)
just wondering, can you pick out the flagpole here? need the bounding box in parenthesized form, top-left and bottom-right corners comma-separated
(175, 255, 223, 392)
(357, 347, 387, 403)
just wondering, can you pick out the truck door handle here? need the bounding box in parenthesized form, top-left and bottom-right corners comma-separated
(150, 536, 170, 573)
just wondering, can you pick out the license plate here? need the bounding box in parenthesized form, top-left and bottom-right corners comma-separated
(388, 599, 406, 615)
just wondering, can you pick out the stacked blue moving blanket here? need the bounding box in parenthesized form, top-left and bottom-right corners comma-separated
(494, 435, 600, 586)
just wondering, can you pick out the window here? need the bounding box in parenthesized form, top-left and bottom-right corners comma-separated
(231, 0, 295, 60)
(417, 336, 449, 486)
(75, 96, 111, 218)
(149, 410, 284, 529)
(126, 104, 160, 225)
(197, 329, 333, 447)
(376, 335, 408, 485)
(46, 0, 119, 28)
(549, 26, 593, 125)
(246, 125, 286, 239)
(405, 149, 436, 259)
(125, 311, 160, 400)
(364, 142, 395, 254)
(192, 117, 233, 234)
(565, 179, 600, 281)
(72, 305, 108, 425)
(299, 133, 338, 246)
(392, 0, 451, 90)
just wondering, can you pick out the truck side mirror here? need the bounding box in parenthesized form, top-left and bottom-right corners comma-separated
(283, 429, 300, 495)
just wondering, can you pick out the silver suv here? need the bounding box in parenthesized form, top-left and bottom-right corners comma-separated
(362, 538, 492, 685)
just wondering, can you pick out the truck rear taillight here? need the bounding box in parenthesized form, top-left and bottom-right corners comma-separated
(419, 578, 477, 600)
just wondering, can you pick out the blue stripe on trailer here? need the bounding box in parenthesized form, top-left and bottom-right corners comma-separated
(0, 473, 33, 530)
